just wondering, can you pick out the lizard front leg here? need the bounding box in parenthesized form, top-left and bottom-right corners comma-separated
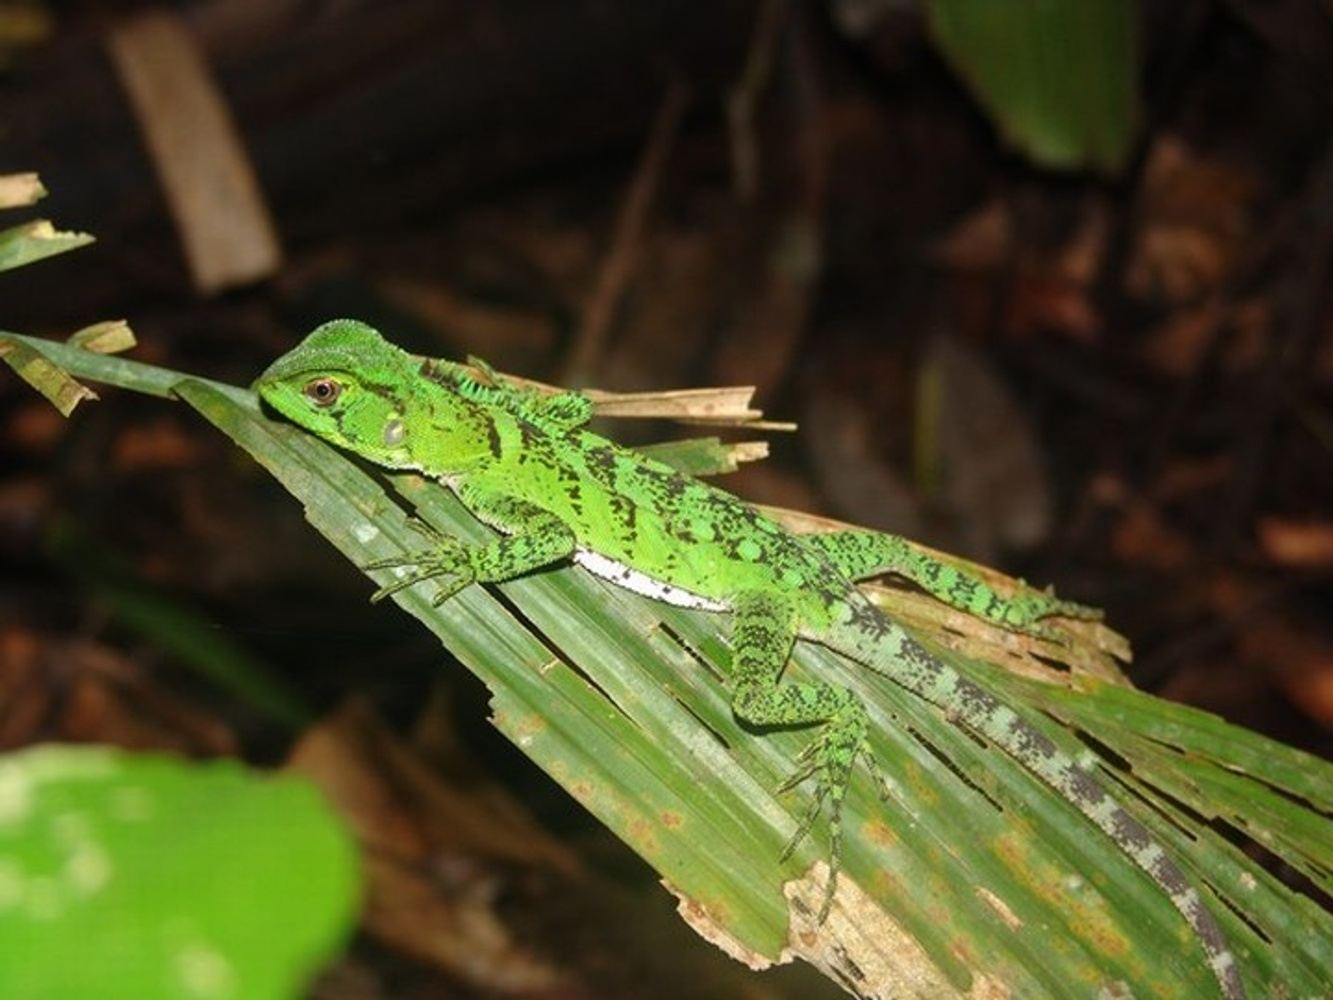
(728, 590, 886, 921)
(803, 529, 1100, 636)
(367, 482, 576, 605)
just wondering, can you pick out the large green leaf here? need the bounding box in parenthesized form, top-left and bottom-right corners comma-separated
(925, 0, 1140, 174)
(4, 331, 1331, 998)
(0, 745, 359, 999)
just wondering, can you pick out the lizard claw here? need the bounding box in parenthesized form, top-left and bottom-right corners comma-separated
(403, 517, 456, 545)
(368, 563, 474, 604)
(364, 538, 467, 571)
(780, 779, 829, 862)
(364, 530, 474, 605)
(775, 703, 879, 924)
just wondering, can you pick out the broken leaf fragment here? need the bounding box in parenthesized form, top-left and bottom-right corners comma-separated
(0, 336, 98, 416)
(68, 319, 137, 355)
(0, 218, 95, 273)
(0, 172, 47, 209)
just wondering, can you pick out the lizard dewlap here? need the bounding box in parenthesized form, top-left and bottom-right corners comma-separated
(254, 319, 1245, 999)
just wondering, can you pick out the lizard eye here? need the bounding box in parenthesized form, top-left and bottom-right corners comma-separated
(304, 378, 342, 406)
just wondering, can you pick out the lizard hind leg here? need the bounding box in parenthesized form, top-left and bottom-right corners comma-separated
(728, 590, 885, 922)
(803, 529, 1102, 636)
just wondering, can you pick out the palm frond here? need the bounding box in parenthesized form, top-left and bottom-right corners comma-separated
(6, 331, 1331, 998)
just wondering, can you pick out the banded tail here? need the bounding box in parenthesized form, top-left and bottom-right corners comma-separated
(822, 611, 1243, 999)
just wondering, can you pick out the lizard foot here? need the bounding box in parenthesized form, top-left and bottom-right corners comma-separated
(995, 588, 1103, 642)
(777, 701, 887, 923)
(364, 523, 475, 605)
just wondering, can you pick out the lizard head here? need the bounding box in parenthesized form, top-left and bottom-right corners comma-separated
(252, 319, 423, 469)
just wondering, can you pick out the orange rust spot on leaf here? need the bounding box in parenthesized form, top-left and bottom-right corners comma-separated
(627, 815, 659, 854)
(861, 816, 896, 849)
(871, 867, 902, 899)
(991, 829, 1032, 874)
(660, 810, 684, 829)
(990, 831, 1138, 979)
(508, 712, 547, 743)
(948, 936, 976, 969)
(1073, 907, 1132, 961)
(397, 475, 429, 493)
(672, 888, 748, 961)
(903, 760, 941, 808)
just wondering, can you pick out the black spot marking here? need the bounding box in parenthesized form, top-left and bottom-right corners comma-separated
(846, 598, 893, 641)
(517, 418, 544, 450)
(1065, 768, 1106, 807)
(1110, 809, 1153, 852)
(1009, 719, 1058, 759)
(954, 677, 1003, 718)
(1148, 850, 1192, 896)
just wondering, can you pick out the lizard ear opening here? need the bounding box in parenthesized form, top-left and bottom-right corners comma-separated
(304, 378, 343, 406)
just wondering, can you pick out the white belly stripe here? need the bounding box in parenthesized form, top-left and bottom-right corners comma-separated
(573, 549, 727, 611)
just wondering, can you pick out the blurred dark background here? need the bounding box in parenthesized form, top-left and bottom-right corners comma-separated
(2, 1, 1330, 995)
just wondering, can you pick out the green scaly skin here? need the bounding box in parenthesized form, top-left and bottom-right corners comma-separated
(254, 320, 1243, 999)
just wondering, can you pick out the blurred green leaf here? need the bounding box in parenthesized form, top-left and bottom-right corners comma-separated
(925, 0, 1140, 174)
(0, 745, 360, 999)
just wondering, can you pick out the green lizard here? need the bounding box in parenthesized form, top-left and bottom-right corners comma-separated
(254, 319, 1244, 998)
